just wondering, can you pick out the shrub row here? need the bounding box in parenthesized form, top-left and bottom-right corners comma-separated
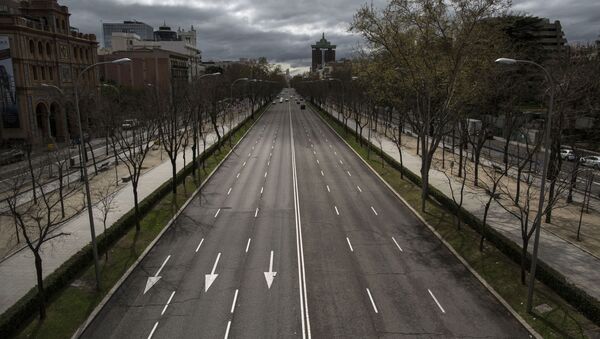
(0, 106, 268, 338)
(311, 102, 600, 326)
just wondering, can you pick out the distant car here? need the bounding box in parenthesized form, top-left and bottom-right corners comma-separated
(280, 98, 283, 103)
(560, 149, 576, 161)
(580, 156, 600, 169)
(273, 101, 277, 104)
(0, 148, 25, 165)
(121, 119, 138, 130)
(285, 99, 289, 102)
(300, 104, 306, 110)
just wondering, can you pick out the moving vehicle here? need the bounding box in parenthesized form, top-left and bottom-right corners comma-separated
(0, 148, 25, 165)
(580, 156, 600, 169)
(560, 149, 576, 161)
(121, 119, 138, 130)
(280, 98, 283, 103)
(300, 104, 306, 110)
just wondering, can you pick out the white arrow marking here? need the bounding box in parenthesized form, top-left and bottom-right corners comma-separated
(205, 252, 221, 292)
(195, 238, 205, 253)
(392, 237, 403, 252)
(264, 250, 277, 289)
(144, 255, 170, 294)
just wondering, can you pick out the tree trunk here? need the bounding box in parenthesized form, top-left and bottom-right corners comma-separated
(132, 183, 141, 232)
(27, 148, 37, 204)
(520, 238, 529, 285)
(87, 141, 98, 176)
(58, 166, 65, 218)
(34, 252, 46, 320)
(171, 158, 177, 194)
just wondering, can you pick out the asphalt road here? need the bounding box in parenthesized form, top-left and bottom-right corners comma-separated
(82, 90, 530, 338)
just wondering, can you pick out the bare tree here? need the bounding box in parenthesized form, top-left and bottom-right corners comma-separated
(94, 181, 117, 260)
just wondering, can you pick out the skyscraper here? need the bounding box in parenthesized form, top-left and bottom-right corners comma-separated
(311, 33, 336, 72)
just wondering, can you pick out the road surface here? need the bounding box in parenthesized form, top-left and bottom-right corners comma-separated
(82, 90, 529, 338)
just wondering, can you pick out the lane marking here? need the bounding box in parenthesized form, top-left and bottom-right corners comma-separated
(255, 208, 260, 218)
(371, 206, 378, 216)
(230, 289, 239, 313)
(347, 171, 352, 177)
(366, 288, 379, 314)
(346, 237, 354, 252)
(227, 187, 232, 195)
(334, 151, 337, 155)
(428, 289, 446, 314)
(147, 322, 159, 339)
(320, 170, 324, 177)
(334, 206, 340, 215)
(270, 152, 272, 157)
(224, 320, 232, 339)
(248, 153, 251, 157)
(243, 161, 246, 167)
(161, 291, 176, 315)
(313, 151, 316, 155)
(195, 238, 205, 253)
(290, 102, 311, 338)
(268, 161, 270, 167)
(236, 173, 240, 178)
(272, 145, 274, 149)
(316, 159, 320, 165)
(260, 186, 264, 194)
(326, 185, 330, 193)
(214, 209, 221, 218)
(340, 160, 343, 165)
(357, 186, 362, 193)
(245, 238, 252, 253)
(392, 237, 403, 252)
(264, 171, 268, 178)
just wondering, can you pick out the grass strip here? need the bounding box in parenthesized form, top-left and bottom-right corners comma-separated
(314, 104, 599, 339)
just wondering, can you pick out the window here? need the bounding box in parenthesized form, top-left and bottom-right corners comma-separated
(41, 66, 46, 80)
(38, 42, 43, 56)
(46, 43, 52, 57)
(73, 46, 78, 60)
(48, 67, 53, 80)
(29, 40, 35, 55)
(32, 65, 38, 80)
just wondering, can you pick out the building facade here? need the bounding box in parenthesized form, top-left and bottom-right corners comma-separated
(311, 33, 336, 72)
(0, 0, 99, 145)
(102, 20, 153, 49)
(99, 48, 189, 95)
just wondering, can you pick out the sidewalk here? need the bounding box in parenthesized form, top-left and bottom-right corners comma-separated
(322, 105, 600, 304)
(0, 112, 247, 314)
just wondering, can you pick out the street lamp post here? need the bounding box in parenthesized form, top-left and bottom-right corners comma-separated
(45, 57, 131, 291)
(495, 57, 554, 313)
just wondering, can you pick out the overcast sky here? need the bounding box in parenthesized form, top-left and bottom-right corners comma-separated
(62, 0, 600, 74)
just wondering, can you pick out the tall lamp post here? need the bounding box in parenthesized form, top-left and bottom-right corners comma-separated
(495, 57, 554, 313)
(44, 57, 131, 291)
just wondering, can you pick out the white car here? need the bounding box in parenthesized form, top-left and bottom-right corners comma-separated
(560, 149, 576, 161)
(580, 156, 600, 169)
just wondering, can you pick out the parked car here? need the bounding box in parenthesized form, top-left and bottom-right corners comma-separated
(560, 149, 576, 161)
(121, 119, 139, 130)
(0, 148, 25, 165)
(580, 156, 600, 169)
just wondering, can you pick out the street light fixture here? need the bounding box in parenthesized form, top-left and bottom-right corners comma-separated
(495, 56, 554, 314)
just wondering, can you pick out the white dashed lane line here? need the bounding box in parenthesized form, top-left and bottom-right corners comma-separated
(214, 209, 221, 218)
(357, 186, 362, 193)
(346, 237, 354, 252)
(366, 288, 379, 314)
(428, 289, 446, 314)
(326, 185, 330, 193)
(161, 291, 176, 316)
(392, 237, 403, 252)
(334, 206, 340, 215)
(371, 206, 378, 216)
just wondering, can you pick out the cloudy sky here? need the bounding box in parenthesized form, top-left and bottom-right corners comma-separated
(62, 0, 599, 74)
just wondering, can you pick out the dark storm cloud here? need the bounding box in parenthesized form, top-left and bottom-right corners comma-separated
(60, 0, 599, 71)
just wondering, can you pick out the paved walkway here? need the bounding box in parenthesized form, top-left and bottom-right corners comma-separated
(0, 112, 248, 314)
(321, 104, 600, 304)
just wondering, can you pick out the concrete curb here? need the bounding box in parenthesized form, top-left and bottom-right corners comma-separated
(310, 104, 542, 339)
(71, 106, 269, 339)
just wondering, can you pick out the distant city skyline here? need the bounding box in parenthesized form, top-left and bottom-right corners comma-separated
(61, 0, 599, 74)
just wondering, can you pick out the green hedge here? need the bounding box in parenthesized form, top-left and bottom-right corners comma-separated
(311, 102, 600, 326)
(0, 106, 268, 338)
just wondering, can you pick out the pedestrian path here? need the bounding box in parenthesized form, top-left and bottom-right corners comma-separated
(321, 105, 600, 304)
(0, 114, 246, 314)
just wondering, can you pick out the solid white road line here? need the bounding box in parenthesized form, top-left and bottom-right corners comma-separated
(334, 206, 340, 215)
(290, 102, 311, 338)
(366, 288, 379, 314)
(347, 171, 352, 177)
(357, 186, 362, 193)
(147, 321, 159, 339)
(161, 291, 176, 315)
(214, 209, 221, 218)
(224, 320, 232, 339)
(392, 237, 403, 252)
(230, 289, 239, 313)
(320, 170, 324, 177)
(195, 238, 205, 253)
(245, 238, 252, 253)
(326, 185, 330, 193)
(371, 206, 378, 216)
(255, 208, 260, 218)
(227, 187, 232, 195)
(428, 289, 446, 314)
(346, 237, 354, 252)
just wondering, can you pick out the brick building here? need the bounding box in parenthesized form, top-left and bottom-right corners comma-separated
(0, 0, 99, 145)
